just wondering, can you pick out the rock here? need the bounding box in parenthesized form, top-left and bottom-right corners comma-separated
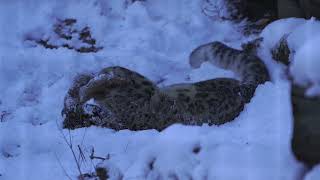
(269, 33, 320, 167)
(95, 167, 109, 180)
(271, 33, 320, 167)
(26, 18, 103, 53)
(291, 84, 320, 167)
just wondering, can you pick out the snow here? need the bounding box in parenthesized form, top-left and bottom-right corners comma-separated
(1, 0, 319, 180)
(83, 98, 100, 115)
(291, 35, 320, 96)
(305, 165, 320, 180)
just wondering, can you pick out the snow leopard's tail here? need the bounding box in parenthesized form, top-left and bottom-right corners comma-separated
(189, 41, 270, 102)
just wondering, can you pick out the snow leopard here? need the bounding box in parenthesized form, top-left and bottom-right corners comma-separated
(62, 41, 269, 131)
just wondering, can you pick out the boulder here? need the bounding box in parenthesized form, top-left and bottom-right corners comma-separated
(291, 84, 320, 167)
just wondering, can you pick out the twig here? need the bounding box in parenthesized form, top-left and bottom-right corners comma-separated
(56, 121, 83, 178)
(68, 132, 83, 177)
(90, 155, 107, 161)
(123, 141, 130, 153)
(78, 145, 87, 167)
(89, 147, 109, 161)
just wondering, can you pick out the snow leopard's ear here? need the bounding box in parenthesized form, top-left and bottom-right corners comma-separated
(241, 37, 263, 55)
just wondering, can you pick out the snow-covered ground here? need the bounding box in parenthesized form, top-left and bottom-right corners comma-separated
(1, 0, 320, 179)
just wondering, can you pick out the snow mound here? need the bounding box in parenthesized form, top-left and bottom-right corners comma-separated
(261, 18, 320, 97)
(291, 36, 320, 96)
(305, 165, 320, 180)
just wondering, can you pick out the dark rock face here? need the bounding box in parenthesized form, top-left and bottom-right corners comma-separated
(245, 0, 277, 21)
(291, 84, 320, 167)
(26, 18, 103, 53)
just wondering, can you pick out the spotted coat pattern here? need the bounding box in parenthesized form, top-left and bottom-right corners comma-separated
(62, 42, 269, 131)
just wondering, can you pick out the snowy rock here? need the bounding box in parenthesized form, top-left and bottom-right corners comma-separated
(262, 18, 320, 96)
(25, 18, 103, 53)
(261, 17, 320, 167)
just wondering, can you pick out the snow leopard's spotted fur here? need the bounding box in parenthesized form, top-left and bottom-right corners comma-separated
(62, 41, 269, 131)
